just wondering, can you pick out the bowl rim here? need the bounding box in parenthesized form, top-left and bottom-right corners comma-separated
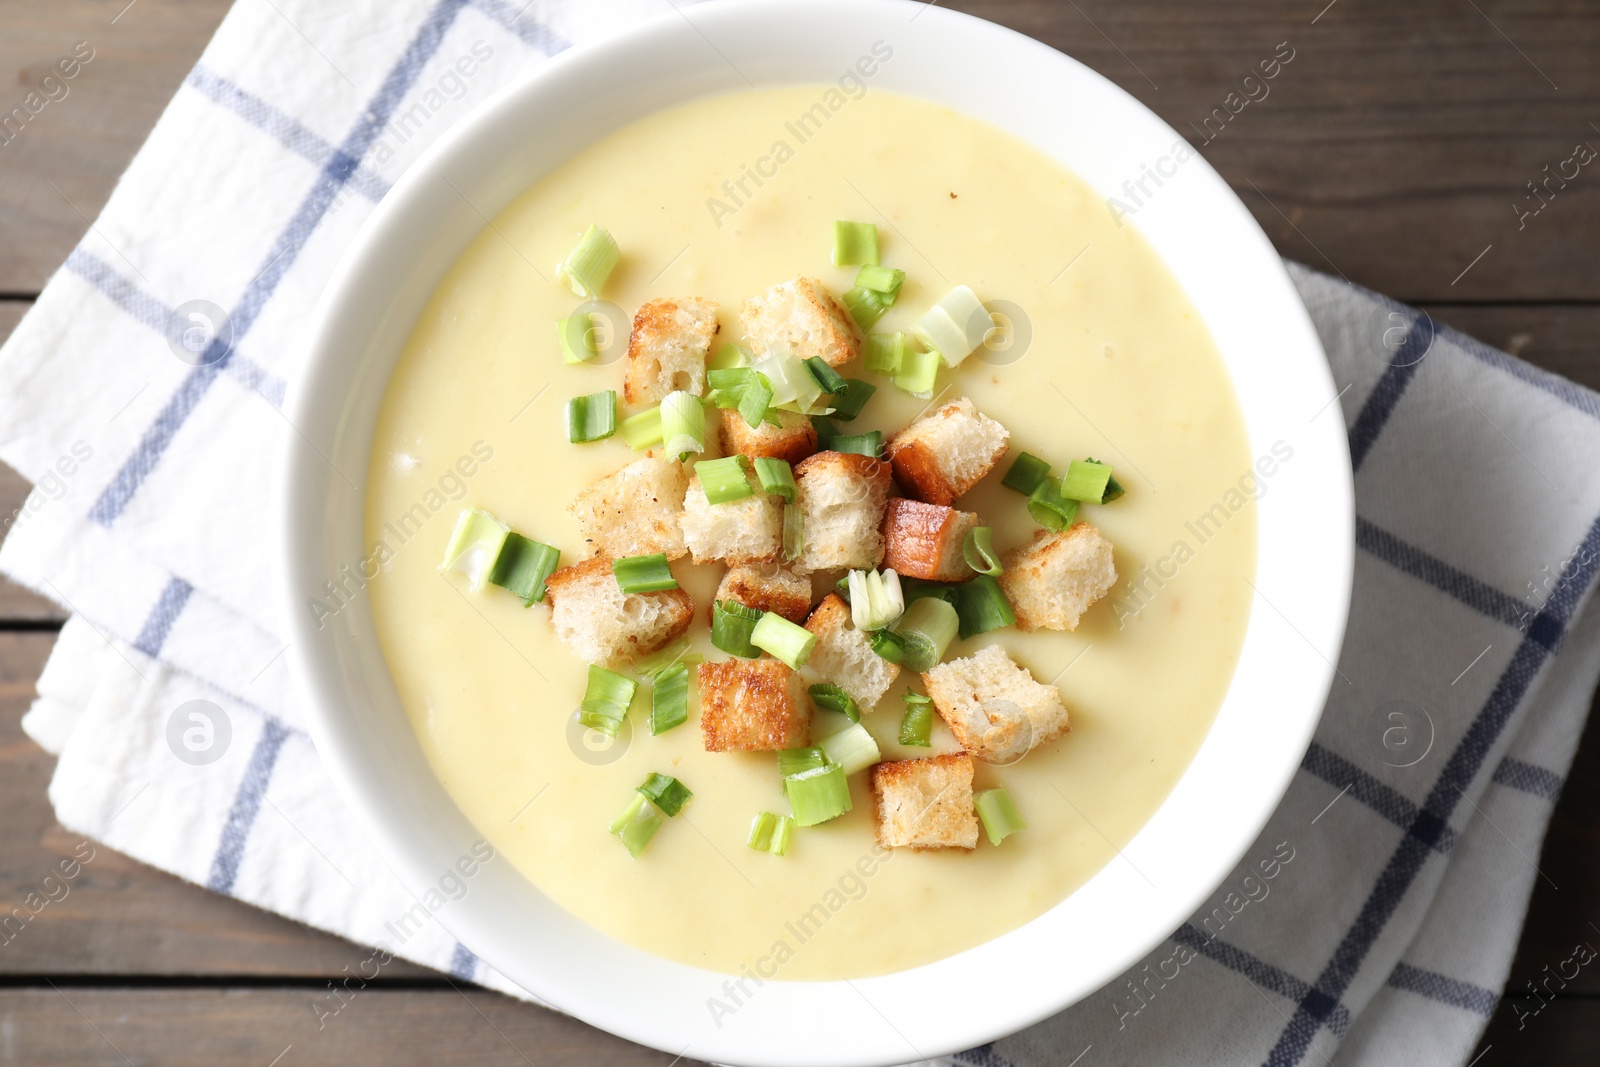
(280, 2, 1354, 1063)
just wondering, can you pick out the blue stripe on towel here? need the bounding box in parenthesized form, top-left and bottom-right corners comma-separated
(466, 0, 571, 49)
(1300, 742, 1458, 854)
(1491, 756, 1565, 802)
(448, 942, 479, 980)
(1347, 316, 1429, 472)
(1386, 961, 1499, 1017)
(1355, 516, 1534, 635)
(950, 1043, 1018, 1067)
(1172, 924, 1353, 1037)
(206, 717, 291, 894)
(132, 577, 194, 658)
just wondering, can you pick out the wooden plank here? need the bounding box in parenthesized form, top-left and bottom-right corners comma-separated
(0, 0, 232, 293)
(1431, 304, 1600, 394)
(0, 988, 707, 1066)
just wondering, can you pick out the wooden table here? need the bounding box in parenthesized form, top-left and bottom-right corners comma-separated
(2, 0, 1598, 1062)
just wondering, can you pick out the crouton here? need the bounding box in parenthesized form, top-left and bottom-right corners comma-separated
(922, 645, 1069, 764)
(880, 498, 979, 582)
(739, 277, 861, 368)
(624, 297, 719, 406)
(680, 472, 783, 564)
(792, 451, 892, 574)
(886, 397, 1010, 505)
(1000, 522, 1117, 631)
(544, 556, 694, 667)
(720, 407, 818, 465)
(804, 593, 899, 710)
(569, 456, 688, 559)
(716, 563, 812, 624)
(698, 659, 810, 751)
(871, 753, 978, 849)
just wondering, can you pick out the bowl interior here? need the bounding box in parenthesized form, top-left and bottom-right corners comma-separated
(282, 2, 1353, 1064)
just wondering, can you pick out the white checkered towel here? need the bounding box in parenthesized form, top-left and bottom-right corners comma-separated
(2, 2, 1598, 1065)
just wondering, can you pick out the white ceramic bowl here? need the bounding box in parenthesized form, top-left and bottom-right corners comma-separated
(281, 2, 1353, 1063)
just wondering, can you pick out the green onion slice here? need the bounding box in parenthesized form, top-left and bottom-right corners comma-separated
(782, 503, 804, 563)
(811, 415, 838, 447)
(952, 574, 1017, 639)
(864, 331, 905, 375)
(803, 357, 848, 396)
(711, 599, 763, 658)
(440, 508, 509, 592)
(1001, 452, 1052, 495)
(974, 788, 1027, 845)
(1060, 459, 1115, 503)
(769, 813, 795, 855)
(649, 662, 691, 735)
(708, 367, 774, 429)
(637, 772, 692, 817)
(832, 220, 879, 266)
(808, 683, 860, 723)
(660, 391, 708, 460)
(619, 405, 663, 451)
(828, 430, 883, 459)
(868, 628, 906, 664)
(898, 693, 934, 747)
(1089, 456, 1127, 503)
(556, 223, 620, 298)
(753, 353, 827, 415)
(891, 346, 940, 398)
(828, 379, 876, 421)
(893, 596, 960, 673)
(557, 313, 597, 364)
(695, 455, 753, 505)
(613, 553, 678, 594)
(487, 533, 560, 605)
(635, 639, 701, 679)
(751, 611, 817, 669)
(962, 526, 1002, 578)
(855, 264, 904, 296)
(1028, 479, 1080, 531)
(784, 762, 852, 826)
(567, 390, 617, 443)
(609, 793, 661, 858)
(818, 722, 881, 777)
(842, 285, 892, 331)
(901, 576, 955, 607)
(848, 568, 905, 631)
(709, 343, 749, 371)
(747, 811, 778, 851)
(777, 746, 828, 779)
(913, 285, 989, 368)
(580, 665, 637, 738)
(753, 457, 796, 502)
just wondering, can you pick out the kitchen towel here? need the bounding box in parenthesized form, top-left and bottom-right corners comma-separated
(3, 1, 1599, 1065)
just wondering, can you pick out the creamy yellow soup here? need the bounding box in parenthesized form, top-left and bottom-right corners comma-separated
(364, 86, 1256, 980)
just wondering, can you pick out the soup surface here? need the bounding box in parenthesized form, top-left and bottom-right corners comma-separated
(364, 85, 1256, 980)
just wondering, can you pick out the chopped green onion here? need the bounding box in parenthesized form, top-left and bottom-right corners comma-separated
(557, 313, 597, 364)
(962, 527, 1002, 578)
(580, 665, 637, 738)
(811, 415, 838, 447)
(899, 693, 934, 747)
(819, 722, 882, 777)
(901, 576, 955, 607)
(868, 628, 906, 664)
(747, 811, 778, 851)
(712, 599, 763, 658)
(649, 662, 691, 735)
(855, 264, 904, 296)
(893, 596, 960, 672)
(613, 553, 678, 593)
(636, 638, 700, 679)
(440, 508, 509, 592)
(828, 430, 883, 458)
(803, 356, 848, 396)
(752, 353, 826, 414)
(609, 793, 661, 858)
(864, 332, 905, 375)
(782, 503, 804, 563)
(952, 574, 1016, 639)
(566, 390, 617, 443)
(785, 762, 852, 826)
(808, 683, 860, 723)
(974, 788, 1026, 845)
(1089, 456, 1127, 503)
(842, 285, 892, 331)
(619, 405, 663, 450)
(835, 574, 852, 600)
(556, 223, 620, 298)
(832, 220, 879, 266)
(751, 611, 817, 669)
(769, 813, 795, 855)
(753, 457, 796, 502)
(637, 772, 693, 817)
(892, 346, 940, 398)
(695, 455, 753, 505)
(777, 746, 828, 778)
(829, 379, 876, 421)
(1060, 459, 1115, 503)
(848, 568, 905, 631)
(1028, 479, 1080, 531)
(660, 391, 708, 460)
(913, 285, 989, 367)
(487, 533, 560, 605)
(708, 367, 773, 429)
(709, 343, 749, 371)
(1002, 452, 1052, 495)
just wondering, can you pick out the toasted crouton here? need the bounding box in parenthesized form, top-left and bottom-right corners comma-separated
(740, 277, 861, 368)
(720, 407, 818, 465)
(624, 297, 719, 406)
(569, 456, 688, 559)
(886, 397, 1010, 505)
(871, 754, 978, 849)
(880, 498, 979, 582)
(680, 472, 783, 564)
(716, 563, 812, 624)
(1000, 522, 1117, 631)
(804, 593, 899, 710)
(698, 659, 810, 751)
(792, 451, 892, 574)
(544, 556, 693, 667)
(922, 645, 1069, 764)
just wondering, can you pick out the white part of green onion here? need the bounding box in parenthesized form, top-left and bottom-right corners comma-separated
(818, 722, 882, 777)
(659, 391, 708, 459)
(913, 285, 990, 368)
(555, 223, 620, 298)
(439, 508, 509, 592)
(752, 352, 826, 415)
(847, 568, 904, 631)
(750, 611, 817, 669)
